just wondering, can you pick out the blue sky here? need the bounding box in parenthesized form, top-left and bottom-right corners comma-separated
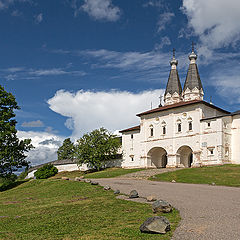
(1, 0, 240, 166)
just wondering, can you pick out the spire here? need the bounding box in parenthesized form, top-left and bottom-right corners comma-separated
(182, 42, 204, 101)
(164, 49, 182, 105)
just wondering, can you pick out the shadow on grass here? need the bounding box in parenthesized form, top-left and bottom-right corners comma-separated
(0, 180, 29, 192)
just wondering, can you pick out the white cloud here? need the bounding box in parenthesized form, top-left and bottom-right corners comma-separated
(0, 0, 31, 10)
(47, 89, 165, 139)
(81, 0, 121, 21)
(34, 13, 43, 24)
(11, 9, 22, 16)
(157, 12, 174, 33)
(143, 0, 163, 8)
(155, 36, 171, 50)
(17, 131, 65, 166)
(21, 120, 44, 128)
(182, 0, 240, 56)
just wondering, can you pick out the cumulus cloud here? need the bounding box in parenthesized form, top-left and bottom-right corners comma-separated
(34, 13, 43, 24)
(157, 12, 174, 33)
(21, 120, 44, 128)
(71, 0, 121, 21)
(48, 89, 165, 139)
(143, 0, 163, 8)
(181, 0, 240, 56)
(81, 0, 121, 21)
(17, 131, 64, 166)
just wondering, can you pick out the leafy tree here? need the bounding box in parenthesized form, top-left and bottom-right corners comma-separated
(0, 85, 33, 178)
(74, 127, 121, 171)
(57, 138, 74, 160)
(34, 164, 58, 179)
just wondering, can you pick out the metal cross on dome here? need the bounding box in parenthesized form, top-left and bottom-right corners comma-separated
(173, 48, 176, 58)
(192, 41, 195, 52)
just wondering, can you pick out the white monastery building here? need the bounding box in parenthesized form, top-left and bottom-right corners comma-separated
(120, 47, 240, 169)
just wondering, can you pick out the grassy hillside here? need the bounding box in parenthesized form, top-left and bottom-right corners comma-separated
(0, 179, 180, 240)
(150, 164, 240, 187)
(52, 167, 145, 179)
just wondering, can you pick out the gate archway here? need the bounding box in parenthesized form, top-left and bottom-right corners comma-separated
(148, 147, 168, 168)
(177, 145, 193, 168)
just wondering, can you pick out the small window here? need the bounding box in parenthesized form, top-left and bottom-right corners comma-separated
(150, 128, 153, 136)
(178, 123, 181, 132)
(209, 149, 214, 155)
(189, 122, 192, 131)
(163, 126, 166, 135)
(207, 122, 211, 127)
(131, 134, 133, 139)
(131, 157, 134, 161)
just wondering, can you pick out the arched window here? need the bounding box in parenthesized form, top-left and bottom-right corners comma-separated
(178, 123, 181, 132)
(188, 117, 193, 131)
(150, 125, 154, 137)
(163, 126, 166, 135)
(177, 119, 181, 132)
(161, 121, 166, 135)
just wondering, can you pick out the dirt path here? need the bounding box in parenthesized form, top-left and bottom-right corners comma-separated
(94, 178, 240, 240)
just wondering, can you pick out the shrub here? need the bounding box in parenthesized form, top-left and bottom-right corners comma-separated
(34, 164, 58, 179)
(0, 174, 17, 191)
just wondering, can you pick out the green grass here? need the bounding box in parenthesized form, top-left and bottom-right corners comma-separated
(150, 164, 240, 187)
(52, 167, 145, 179)
(0, 179, 180, 240)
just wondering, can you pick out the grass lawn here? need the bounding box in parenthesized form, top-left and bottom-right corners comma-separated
(52, 167, 145, 179)
(0, 179, 180, 240)
(150, 164, 240, 187)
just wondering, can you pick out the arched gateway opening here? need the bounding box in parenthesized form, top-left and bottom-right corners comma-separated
(148, 147, 168, 168)
(177, 146, 193, 168)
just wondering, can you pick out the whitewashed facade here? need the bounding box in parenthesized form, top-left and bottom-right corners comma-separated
(120, 48, 240, 168)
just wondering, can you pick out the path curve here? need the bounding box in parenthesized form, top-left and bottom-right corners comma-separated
(94, 178, 240, 240)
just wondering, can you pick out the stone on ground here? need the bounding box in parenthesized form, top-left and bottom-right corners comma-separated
(152, 200, 172, 213)
(140, 216, 171, 234)
(114, 189, 120, 194)
(61, 177, 69, 180)
(147, 196, 157, 202)
(172, 180, 176, 183)
(104, 186, 111, 190)
(129, 190, 139, 198)
(84, 179, 91, 183)
(75, 177, 82, 181)
(91, 181, 98, 185)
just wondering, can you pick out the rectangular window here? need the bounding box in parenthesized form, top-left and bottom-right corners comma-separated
(208, 148, 214, 155)
(131, 157, 134, 161)
(207, 122, 211, 127)
(189, 122, 192, 131)
(131, 134, 133, 139)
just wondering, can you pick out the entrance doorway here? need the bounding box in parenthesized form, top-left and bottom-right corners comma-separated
(148, 147, 168, 168)
(177, 146, 193, 168)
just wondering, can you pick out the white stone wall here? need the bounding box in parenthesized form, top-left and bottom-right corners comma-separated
(231, 115, 240, 164)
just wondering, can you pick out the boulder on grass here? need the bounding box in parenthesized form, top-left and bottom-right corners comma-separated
(140, 216, 170, 234)
(146, 196, 157, 202)
(91, 181, 98, 185)
(129, 190, 139, 198)
(114, 189, 120, 195)
(84, 179, 91, 183)
(75, 177, 82, 181)
(152, 200, 172, 213)
(61, 177, 69, 180)
(104, 186, 111, 190)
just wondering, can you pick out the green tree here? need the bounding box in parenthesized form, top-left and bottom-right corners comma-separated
(57, 138, 74, 160)
(74, 128, 121, 171)
(0, 85, 33, 178)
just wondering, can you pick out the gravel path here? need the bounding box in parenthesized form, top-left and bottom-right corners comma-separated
(94, 178, 240, 240)
(116, 168, 181, 179)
